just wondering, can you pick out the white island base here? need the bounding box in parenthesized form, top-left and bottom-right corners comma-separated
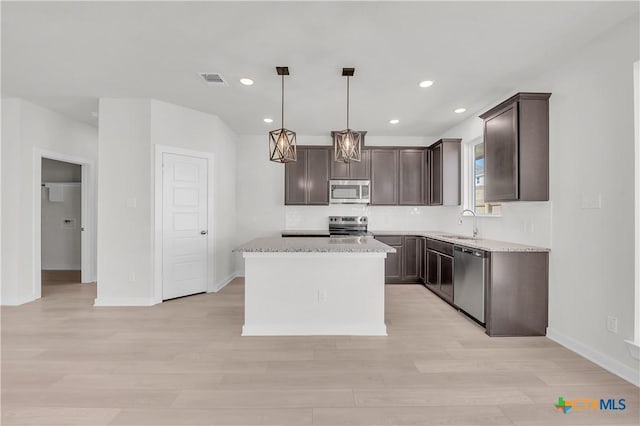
(242, 252, 388, 336)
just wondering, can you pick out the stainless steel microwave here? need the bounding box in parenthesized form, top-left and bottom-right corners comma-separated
(329, 180, 370, 204)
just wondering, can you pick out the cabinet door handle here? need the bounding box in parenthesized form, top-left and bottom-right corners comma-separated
(200, 230, 208, 235)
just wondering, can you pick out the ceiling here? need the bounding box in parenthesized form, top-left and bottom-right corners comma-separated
(2, 1, 638, 136)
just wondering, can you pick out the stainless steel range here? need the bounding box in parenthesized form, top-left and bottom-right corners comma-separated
(329, 216, 372, 237)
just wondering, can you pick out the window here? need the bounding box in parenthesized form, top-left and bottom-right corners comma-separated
(466, 138, 501, 215)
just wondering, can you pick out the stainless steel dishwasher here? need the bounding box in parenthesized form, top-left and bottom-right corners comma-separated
(453, 246, 487, 323)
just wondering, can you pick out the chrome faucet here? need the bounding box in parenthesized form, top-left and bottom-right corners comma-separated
(459, 209, 478, 238)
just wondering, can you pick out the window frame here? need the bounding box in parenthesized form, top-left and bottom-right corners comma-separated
(463, 137, 502, 217)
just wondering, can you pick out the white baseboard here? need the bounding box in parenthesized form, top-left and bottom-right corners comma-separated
(42, 265, 81, 270)
(0, 294, 36, 306)
(235, 270, 245, 278)
(547, 327, 640, 387)
(210, 272, 238, 292)
(94, 297, 156, 307)
(625, 340, 640, 360)
(242, 323, 388, 336)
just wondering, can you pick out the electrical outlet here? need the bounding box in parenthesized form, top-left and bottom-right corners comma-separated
(318, 289, 327, 302)
(607, 316, 618, 333)
(128, 272, 136, 282)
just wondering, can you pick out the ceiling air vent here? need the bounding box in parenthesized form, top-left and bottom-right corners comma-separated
(199, 73, 228, 86)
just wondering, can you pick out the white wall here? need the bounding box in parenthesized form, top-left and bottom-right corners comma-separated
(436, 14, 640, 382)
(97, 99, 238, 305)
(542, 15, 638, 380)
(1, 99, 98, 305)
(97, 99, 152, 304)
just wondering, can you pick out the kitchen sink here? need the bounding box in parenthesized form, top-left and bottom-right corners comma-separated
(446, 235, 478, 240)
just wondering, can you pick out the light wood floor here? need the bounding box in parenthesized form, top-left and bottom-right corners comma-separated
(1, 277, 638, 425)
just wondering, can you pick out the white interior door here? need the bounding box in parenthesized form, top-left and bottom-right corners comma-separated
(162, 153, 208, 300)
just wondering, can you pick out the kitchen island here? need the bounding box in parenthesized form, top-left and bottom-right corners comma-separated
(234, 236, 395, 336)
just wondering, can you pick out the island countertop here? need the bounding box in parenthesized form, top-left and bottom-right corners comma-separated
(234, 236, 396, 253)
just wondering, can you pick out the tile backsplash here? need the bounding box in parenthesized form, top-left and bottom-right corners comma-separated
(285, 202, 551, 248)
(285, 205, 443, 231)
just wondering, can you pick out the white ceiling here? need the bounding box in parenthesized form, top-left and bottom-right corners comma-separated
(2, 1, 638, 136)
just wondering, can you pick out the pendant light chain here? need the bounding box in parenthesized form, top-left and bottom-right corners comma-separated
(281, 74, 285, 128)
(346, 76, 350, 129)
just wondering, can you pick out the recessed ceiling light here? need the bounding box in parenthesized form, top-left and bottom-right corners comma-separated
(454, 108, 466, 114)
(418, 80, 434, 88)
(263, 118, 273, 123)
(389, 119, 400, 124)
(240, 78, 254, 86)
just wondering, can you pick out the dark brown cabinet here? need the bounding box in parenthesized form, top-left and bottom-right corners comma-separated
(429, 144, 442, 205)
(371, 148, 429, 206)
(439, 254, 454, 301)
(370, 149, 399, 205)
(425, 238, 455, 304)
(375, 235, 422, 284)
(479, 92, 551, 202)
(485, 251, 549, 336)
(423, 236, 549, 336)
(403, 236, 421, 281)
(399, 150, 426, 205)
(418, 237, 427, 283)
(284, 146, 330, 205)
(429, 139, 461, 206)
(375, 235, 403, 282)
(330, 149, 370, 180)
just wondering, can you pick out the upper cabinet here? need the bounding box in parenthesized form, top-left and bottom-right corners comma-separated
(399, 149, 426, 205)
(479, 92, 551, 202)
(429, 139, 461, 206)
(330, 149, 370, 180)
(371, 148, 428, 206)
(284, 146, 330, 205)
(370, 149, 399, 205)
(286, 142, 462, 207)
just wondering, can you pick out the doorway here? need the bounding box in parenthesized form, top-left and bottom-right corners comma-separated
(41, 159, 82, 293)
(33, 150, 96, 300)
(154, 146, 214, 302)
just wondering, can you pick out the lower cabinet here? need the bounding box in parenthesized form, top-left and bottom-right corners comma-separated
(377, 235, 549, 337)
(418, 237, 427, 283)
(375, 235, 422, 284)
(403, 236, 421, 281)
(485, 251, 548, 336)
(425, 238, 455, 304)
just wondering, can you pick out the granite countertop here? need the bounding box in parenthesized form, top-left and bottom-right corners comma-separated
(280, 229, 330, 236)
(234, 237, 396, 253)
(372, 230, 550, 253)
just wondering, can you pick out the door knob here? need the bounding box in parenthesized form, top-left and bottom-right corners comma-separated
(200, 230, 208, 235)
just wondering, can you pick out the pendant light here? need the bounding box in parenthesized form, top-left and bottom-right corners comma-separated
(333, 67, 362, 163)
(269, 66, 297, 163)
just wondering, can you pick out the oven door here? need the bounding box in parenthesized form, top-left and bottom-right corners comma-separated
(329, 180, 370, 204)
